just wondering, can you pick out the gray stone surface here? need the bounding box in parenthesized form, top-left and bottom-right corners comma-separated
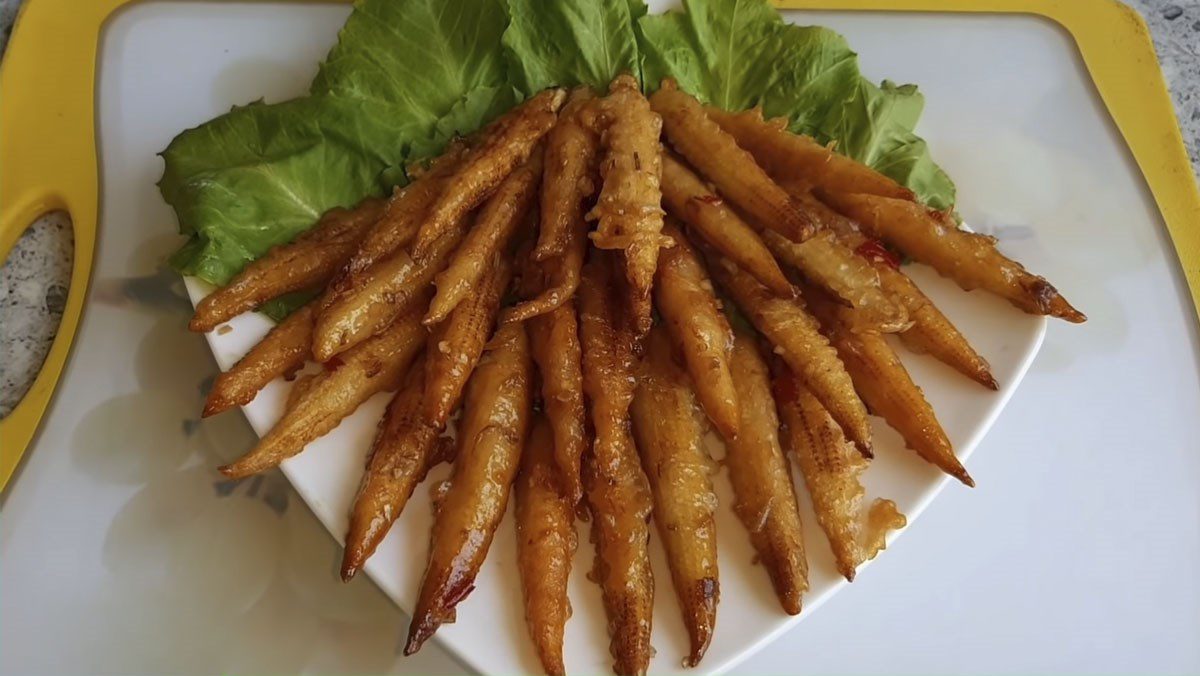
(0, 0, 1197, 415)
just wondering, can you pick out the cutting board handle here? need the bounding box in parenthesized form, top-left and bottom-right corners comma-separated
(0, 0, 107, 492)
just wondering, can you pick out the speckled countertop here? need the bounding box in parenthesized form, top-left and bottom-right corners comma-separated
(0, 0, 1197, 416)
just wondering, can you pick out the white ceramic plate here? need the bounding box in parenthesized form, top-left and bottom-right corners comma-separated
(178, 2, 1047, 673)
(187, 262, 1044, 676)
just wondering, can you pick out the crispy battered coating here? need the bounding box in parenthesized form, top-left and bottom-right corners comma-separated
(312, 213, 469, 362)
(218, 300, 428, 479)
(726, 333, 808, 614)
(202, 303, 314, 417)
(655, 223, 740, 440)
(786, 183, 996, 387)
(587, 74, 669, 338)
(630, 326, 719, 666)
(660, 153, 791, 296)
(534, 87, 599, 262)
(411, 88, 566, 257)
(340, 361, 441, 581)
(775, 363, 870, 581)
(650, 83, 814, 243)
(406, 322, 533, 654)
(424, 255, 513, 428)
(803, 286, 974, 486)
(706, 107, 915, 201)
(425, 150, 542, 324)
(501, 212, 587, 324)
(189, 198, 385, 332)
(532, 319, 587, 509)
(515, 416, 578, 676)
(326, 146, 466, 303)
(578, 256, 655, 676)
(821, 191, 1085, 322)
(709, 254, 873, 455)
(761, 229, 910, 333)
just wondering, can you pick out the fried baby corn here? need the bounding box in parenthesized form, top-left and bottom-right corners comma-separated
(189, 198, 385, 332)
(786, 183, 996, 387)
(660, 153, 791, 296)
(313, 213, 469, 361)
(706, 107, 915, 201)
(726, 333, 808, 615)
(820, 192, 1085, 322)
(534, 87, 599, 262)
(502, 213, 587, 324)
(424, 255, 513, 428)
(630, 326, 719, 667)
(515, 416, 578, 676)
(522, 273, 588, 508)
(326, 147, 466, 302)
(411, 88, 566, 257)
(340, 361, 441, 581)
(203, 303, 314, 417)
(588, 74, 668, 338)
(655, 223, 740, 440)
(709, 255, 872, 455)
(650, 83, 814, 243)
(218, 300, 428, 479)
(426, 151, 542, 324)
(775, 363, 907, 581)
(406, 322, 533, 654)
(579, 257, 655, 676)
(761, 229, 909, 333)
(804, 286, 974, 486)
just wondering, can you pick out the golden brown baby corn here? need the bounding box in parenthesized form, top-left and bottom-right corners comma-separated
(515, 416, 578, 676)
(313, 212, 469, 362)
(406, 322, 533, 655)
(218, 300, 428, 479)
(588, 74, 668, 338)
(411, 88, 566, 257)
(650, 83, 814, 243)
(425, 150, 542, 324)
(203, 303, 315, 417)
(630, 326, 720, 667)
(761, 229, 910, 333)
(340, 361, 441, 581)
(775, 363, 870, 581)
(534, 87, 599, 262)
(785, 182, 996, 387)
(725, 332, 808, 614)
(527, 306, 587, 509)
(709, 255, 873, 455)
(655, 223, 740, 440)
(660, 153, 791, 296)
(706, 107, 915, 201)
(424, 255, 513, 428)
(502, 213, 588, 324)
(189, 198, 385, 332)
(821, 192, 1085, 323)
(578, 256, 655, 676)
(326, 146, 466, 302)
(803, 286, 974, 486)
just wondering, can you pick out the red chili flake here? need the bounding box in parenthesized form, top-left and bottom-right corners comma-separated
(854, 239, 901, 270)
(323, 355, 345, 372)
(694, 194, 723, 206)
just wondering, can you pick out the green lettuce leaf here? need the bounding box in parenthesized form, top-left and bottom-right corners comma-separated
(162, 0, 513, 286)
(502, 0, 644, 94)
(815, 80, 956, 209)
(162, 0, 958, 314)
(637, 0, 954, 208)
(637, 0, 857, 130)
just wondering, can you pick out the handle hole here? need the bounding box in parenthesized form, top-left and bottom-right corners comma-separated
(0, 211, 75, 419)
